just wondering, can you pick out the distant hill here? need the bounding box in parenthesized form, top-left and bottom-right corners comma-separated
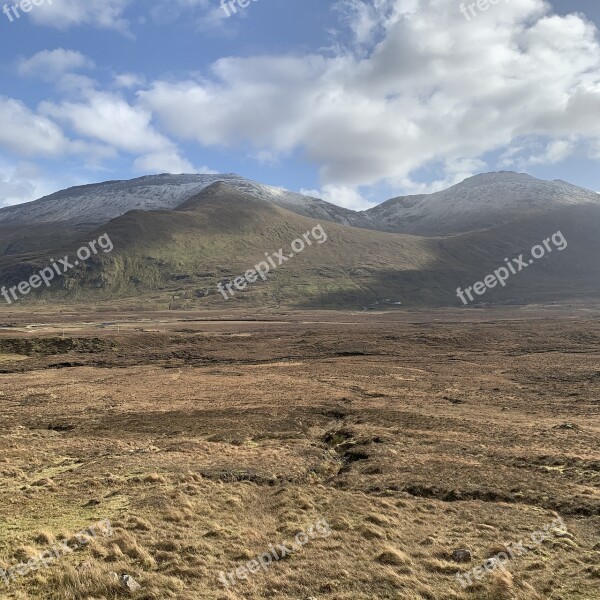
(1, 181, 599, 309)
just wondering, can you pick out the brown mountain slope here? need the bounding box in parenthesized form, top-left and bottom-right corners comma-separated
(0, 183, 598, 309)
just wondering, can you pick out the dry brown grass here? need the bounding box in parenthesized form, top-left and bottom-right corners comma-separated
(0, 309, 598, 599)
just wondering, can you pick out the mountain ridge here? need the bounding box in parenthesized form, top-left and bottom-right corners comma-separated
(1, 180, 599, 309)
(1, 171, 598, 239)
(0, 173, 362, 228)
(361, 172, 600, 235)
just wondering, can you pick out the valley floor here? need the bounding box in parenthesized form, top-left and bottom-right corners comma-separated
(0, 306, 598, 599)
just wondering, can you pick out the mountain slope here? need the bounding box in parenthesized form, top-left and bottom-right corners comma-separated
(307, 203, 600, 307)
(0, 173, 363, 228)
(0, 183, 438, 307)
(2, 171, 598, 241)
(361, 172, 600, 235)
(1, 182, 599, 309)
(0, 223, 94, 257)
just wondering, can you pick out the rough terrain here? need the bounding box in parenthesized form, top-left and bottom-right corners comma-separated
(0, 305, 598, 599)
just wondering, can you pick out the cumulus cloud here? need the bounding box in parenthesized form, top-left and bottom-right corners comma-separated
(301, 184, 370, 211)
(133, 151, 217, 175)
(0, 97, 69, 157)
(0, 87, 200, 178)
(0, 164, 37, 207)
(151, 0, 234, 33)
(40, 91, 173, 154)
(38, 91, 204, 173)
(138, 0, 600, 194)
(28, 0, 133, 32)
(526, 140, 576, 166)
(18, 48, 95, 81)
(5, 0, 600, 204)
(333, 0, 382, 48)
(500, 138, 577, 168)
(0, 95, 118, 167)
(113, 73, 147, 89)
(0, 161, 74, 207)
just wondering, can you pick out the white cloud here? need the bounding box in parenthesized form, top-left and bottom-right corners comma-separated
(0, 95, 119, 168)
(0, 163, 37, 207)
(133, 151, 216, 174)
(0, 97, 69, 157)
(5, 0, 600, 206)
(0, 75, 207, 182)
(151, 0, 234, 34)
(38, 90, 205, 174)
(40, 91, 176, 154)
(18, 48, 94, 81)
(0, 161, 78, 207)
(333, 0, 381, 48)
(526, 140, 575, 165)
(500, 138, 576, 168)
(29, 0, 133, 32)
(301, 185, 370, 211)
(55, 73, 99, 95)
(113, 72, 147, 89)
(138, 0, 600, 196)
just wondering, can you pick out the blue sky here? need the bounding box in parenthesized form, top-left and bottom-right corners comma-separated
(1, 0, 600, 210)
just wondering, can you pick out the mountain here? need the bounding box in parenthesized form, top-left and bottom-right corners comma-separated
(361, 172, 600, 235)
(0, 173, 362, 228)
(1, 181, 599, 308)
(1, 171, 598, 242)
(0, 182, 436, 307)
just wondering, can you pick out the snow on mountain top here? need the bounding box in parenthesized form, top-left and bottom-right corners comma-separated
(0, 171, 597, 236)
(0, 174, 354, 226)
(365, 171, 600, 235)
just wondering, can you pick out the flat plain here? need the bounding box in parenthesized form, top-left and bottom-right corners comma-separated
(0, 304, 598, 599)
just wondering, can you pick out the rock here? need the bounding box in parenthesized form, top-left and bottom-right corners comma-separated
(451, 548, 472, 563)
(444, 396, 465, 404)
(484, 556, 507, 571)
(554, 422, 578, 430)
(120, 574, 142, 592)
